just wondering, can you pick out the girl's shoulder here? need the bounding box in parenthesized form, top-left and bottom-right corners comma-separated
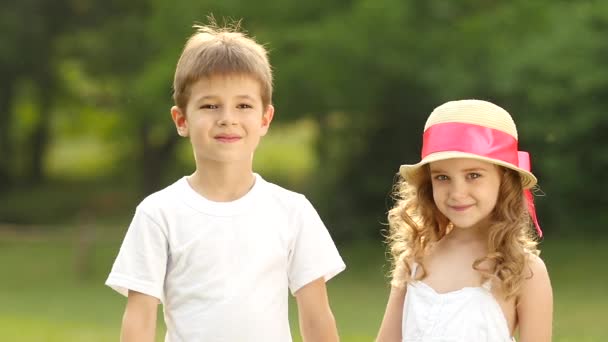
(523, 252, 549, 279)
(515, 253, 553, 340)
(518, 253, 552, 302)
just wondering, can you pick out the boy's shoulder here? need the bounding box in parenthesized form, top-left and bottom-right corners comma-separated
(136, 177, 187, 213)
(259, 175, 304, 200)
(256, 174, 313, 211)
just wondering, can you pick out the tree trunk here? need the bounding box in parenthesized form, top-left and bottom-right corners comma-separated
(0, 76, 16, 192)
(28, 72, 53, 185)
(139, 123, 180, 195)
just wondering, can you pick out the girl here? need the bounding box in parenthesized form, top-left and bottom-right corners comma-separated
(376, 100, 553, 342)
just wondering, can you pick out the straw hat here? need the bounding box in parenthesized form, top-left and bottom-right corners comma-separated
(399, 99, 537, 189)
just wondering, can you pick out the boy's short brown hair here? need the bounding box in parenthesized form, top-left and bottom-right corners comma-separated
(172, 21, 273, 111)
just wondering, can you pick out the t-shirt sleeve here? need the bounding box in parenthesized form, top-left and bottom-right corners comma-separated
(105, 206, 168, 303)
(287, 195, 346, 295)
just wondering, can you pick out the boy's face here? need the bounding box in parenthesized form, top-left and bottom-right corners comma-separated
(171, 75, 274, 167)
(429, 158, 501, 230)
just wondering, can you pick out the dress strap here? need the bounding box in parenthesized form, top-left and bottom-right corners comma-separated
(482, 278, 493, 291)
(410, 263, 418, 278)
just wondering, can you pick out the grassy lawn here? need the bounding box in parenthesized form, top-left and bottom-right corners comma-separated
(0, 229, 605, 341)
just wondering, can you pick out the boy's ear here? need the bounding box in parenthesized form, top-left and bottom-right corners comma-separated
(171, 106, 189, 137)
(261, 104, 274, 134)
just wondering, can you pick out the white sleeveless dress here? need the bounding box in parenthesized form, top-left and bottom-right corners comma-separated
(402, 264, 515, 342)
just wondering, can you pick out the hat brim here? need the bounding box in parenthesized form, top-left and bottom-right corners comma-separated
(399, 151, 537, 189)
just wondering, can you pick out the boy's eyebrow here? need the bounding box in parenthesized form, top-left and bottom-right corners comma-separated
(235, 95, 256, 101)
(193, 95, 219, 102)
(193, 95, 256, 102)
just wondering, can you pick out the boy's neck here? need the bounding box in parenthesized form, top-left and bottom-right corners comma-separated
(187, 163, 256, 202)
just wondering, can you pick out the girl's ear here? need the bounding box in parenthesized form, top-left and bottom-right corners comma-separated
(171, 106, 189, 137)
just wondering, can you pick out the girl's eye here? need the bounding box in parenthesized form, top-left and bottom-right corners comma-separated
(434, 175, 449, 181)
(467, 173, 481, 179)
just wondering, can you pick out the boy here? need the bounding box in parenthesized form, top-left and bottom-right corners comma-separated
(106, 22, 345, 342)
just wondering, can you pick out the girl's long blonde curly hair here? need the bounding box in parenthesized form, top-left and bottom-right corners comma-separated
(386, 164, 539, 299)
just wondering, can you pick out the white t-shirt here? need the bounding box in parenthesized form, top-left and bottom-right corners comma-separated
(106, 174, 346, 342)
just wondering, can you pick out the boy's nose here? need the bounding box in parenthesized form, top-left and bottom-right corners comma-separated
(217, 109, 237, 126)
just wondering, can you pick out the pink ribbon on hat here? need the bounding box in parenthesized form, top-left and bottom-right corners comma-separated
(517, 152, 542, 237)
(422, 122, 542, 237)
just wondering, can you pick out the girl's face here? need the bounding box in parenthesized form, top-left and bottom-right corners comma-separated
(429, 158, 502, 230)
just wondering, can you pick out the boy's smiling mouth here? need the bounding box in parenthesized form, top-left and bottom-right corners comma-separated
(214, 134, 242, 143)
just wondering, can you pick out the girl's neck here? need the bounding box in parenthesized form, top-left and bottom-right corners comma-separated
(188, 162, 255, 202)
(445, 222, 489, 244)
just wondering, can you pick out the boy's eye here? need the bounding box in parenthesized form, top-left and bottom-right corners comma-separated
(237, 103, 253, 109)
(200, 104, 218, 109)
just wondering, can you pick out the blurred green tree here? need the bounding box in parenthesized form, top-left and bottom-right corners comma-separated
(1, 0, 606, 236)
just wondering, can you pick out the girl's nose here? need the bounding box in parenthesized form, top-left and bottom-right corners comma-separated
(448, 179, 468, 199)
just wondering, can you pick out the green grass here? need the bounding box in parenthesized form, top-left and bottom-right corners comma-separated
(0, 232, 606, 341)
(0, 181, 140, 225)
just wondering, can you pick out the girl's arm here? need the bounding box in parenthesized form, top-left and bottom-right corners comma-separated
(295, 277, 340, 342)
(376, 285, 406, 342)
(517, 254, 553, 342)
(120, 290, 158, 342)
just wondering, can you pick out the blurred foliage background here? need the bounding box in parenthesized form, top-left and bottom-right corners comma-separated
(1, 0, 607, 340)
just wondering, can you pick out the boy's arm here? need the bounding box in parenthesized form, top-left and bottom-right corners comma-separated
(120, 290, 158, 342)
(517, 254, 553, 342)
(295, 277, 339, 342)
(375, 285, 406, 342)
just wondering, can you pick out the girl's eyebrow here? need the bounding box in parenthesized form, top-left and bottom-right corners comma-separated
(430, 167, 487, 174)
(462, 167, 487, 172)
(430, 169, 446, 174)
